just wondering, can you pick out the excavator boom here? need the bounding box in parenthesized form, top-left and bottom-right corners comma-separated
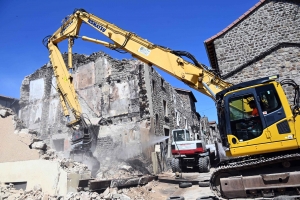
(47, 9, 232, 114)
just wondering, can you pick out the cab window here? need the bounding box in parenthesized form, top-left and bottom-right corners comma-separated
(258, 89, 281, 114)
(173, 130, 185, 142)
(229, 95, 263, 142)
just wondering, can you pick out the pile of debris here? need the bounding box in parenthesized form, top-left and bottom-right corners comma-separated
(0, 183, 59, 200)
(96, 156, 152, 180)
(0, 181, 161, 200)
(66, 188, 131, 200)
(67, 179, 160, 200)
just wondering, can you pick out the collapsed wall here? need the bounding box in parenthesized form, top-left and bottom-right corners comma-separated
(19, 52, 152, 176)
(0, 106, 92, 196)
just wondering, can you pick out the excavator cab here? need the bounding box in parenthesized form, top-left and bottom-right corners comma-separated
(217, 75, 299, 157)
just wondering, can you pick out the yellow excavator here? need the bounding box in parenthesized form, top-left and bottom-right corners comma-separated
(44, 8, 300, 199)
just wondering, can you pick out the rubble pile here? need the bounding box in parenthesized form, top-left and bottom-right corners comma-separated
(0, 183, 59, 200)
(96, 162, 142, 180)
(67, 180, 160, 200)
(37, 147, 92, 175)
(0, 182, 159, 200)
(97, 156, 152, 180)
(66, 188, 131, 200)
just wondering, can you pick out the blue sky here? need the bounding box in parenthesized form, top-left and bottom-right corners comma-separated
(0, 0, 258, 122)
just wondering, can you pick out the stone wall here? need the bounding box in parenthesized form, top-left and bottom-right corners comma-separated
(149, 68, 174, 136)
(147, 68, 200, 139)
(214, 0, 300, 101)
(174, 89, 200, 139)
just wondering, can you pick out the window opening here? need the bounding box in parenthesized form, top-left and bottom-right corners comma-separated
(163, 100, 167, 116)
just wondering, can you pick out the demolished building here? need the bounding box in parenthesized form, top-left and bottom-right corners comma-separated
(18, 52, 201, 175)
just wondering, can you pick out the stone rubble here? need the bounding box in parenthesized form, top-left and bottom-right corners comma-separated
(0, 181, 161, 200)
(95, 155, 152, 181)
(0, 182, 59, 200)
(37, 146, 92, 175)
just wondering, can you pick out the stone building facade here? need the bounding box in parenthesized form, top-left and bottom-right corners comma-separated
(200, 116, 220, 145)
(173, 88, 201, 139)
(19, 52, 200, 173)
(205, 0, 300, 102)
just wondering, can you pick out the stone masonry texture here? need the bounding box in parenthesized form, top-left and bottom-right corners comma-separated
(213, 0, 300, 104)
(19, 51, 200, 173)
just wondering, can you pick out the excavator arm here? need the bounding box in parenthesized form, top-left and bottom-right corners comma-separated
(46, 8, 232, 128)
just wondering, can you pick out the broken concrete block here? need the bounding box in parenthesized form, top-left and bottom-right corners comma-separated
(31, 141, 47, 150)
(103, 193, 111, 199)
(88, 118, 101, 125)
(75, 193, 81, 200)
(112, 193, 122, 199)
(91, 192, 98, 199)
(0, 109, 8, 118)
(42, 194, 49, 200)
(19, 129, 29, 134)
(33, 184, 42, 192)
(7, 195, 17, 200)
(110, 188, 117, 195)
(96, 172, 104, 179)
(119, 165, 133, 172)
(119, 194, 131, 200)
(102, 187, 110, 197)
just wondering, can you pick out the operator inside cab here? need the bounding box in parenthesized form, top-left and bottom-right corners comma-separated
(248, 100, 259, 117)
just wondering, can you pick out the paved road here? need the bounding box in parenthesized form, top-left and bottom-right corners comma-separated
(157, 170, 215, 200)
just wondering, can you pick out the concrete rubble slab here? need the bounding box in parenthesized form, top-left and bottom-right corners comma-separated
(0, 160, 69, 196)
(0, 109, 9, 117)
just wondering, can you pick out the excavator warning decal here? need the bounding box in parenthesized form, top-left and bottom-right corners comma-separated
(138, 46, 151, 56)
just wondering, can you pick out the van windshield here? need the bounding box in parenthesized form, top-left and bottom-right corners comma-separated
(173, 130, 185, 141)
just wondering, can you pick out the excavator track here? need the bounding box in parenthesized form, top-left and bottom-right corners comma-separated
(210, 152, 300, 199)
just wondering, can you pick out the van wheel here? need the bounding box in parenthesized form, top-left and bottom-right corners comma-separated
(199, 157, 210, 173)
(171, 158, 181, 173)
